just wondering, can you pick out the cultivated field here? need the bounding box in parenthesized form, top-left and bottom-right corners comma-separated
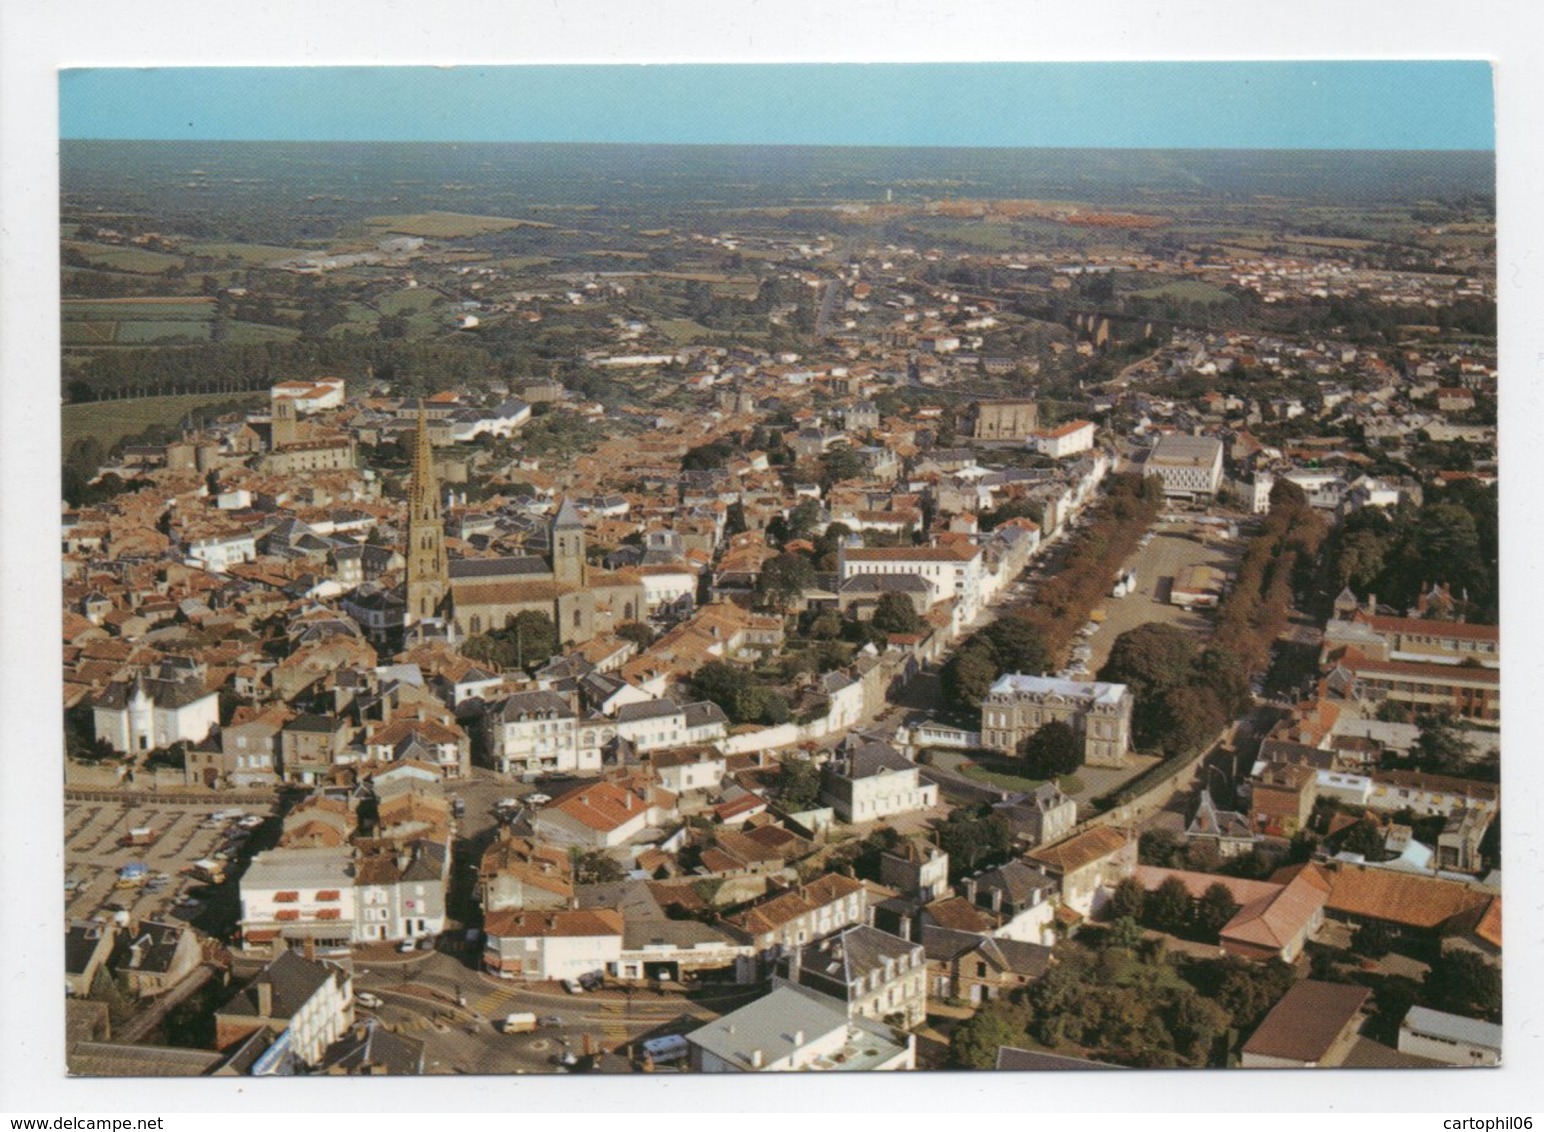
(364, 211, 553, 238)
(62, 392, 264, 450)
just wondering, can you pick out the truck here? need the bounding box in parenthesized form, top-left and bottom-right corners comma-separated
(501, 1012, 538, 1034)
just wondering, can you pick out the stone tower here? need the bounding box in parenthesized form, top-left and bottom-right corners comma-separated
(550, 496, 586, 589)
(405, 403, 448, 623)
(271, 394, 299, 449)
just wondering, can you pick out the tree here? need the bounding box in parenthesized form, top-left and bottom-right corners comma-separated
(1340, 819, 1387, 860)
(980, 617, 1051, 676)
(942, 644, 999, 711)
(1145, 877, 1193, 936)
(935, 806, 1012, 876)
(1194, 883, 1239, 942)
(870, 591, 922, 635)
(757, 553, 815, 611)
(949, 1000, 1025, 1069)
(615, 621, 655, 650)
(1103, 915, 1145, 952)
(1108, 876, 1147, 922)
(1098, 623, 1200, 749)
(570, 849, 625, 885)
(1352, 921, 1397, 959)
(785, 499, 822, 543)
(1021, 720, 1082, 778)
(724, 501, 748, 537)
(819, 445, 864, 488)
(777, 757, 823, 812)
(1424, 951, 1502, 1022)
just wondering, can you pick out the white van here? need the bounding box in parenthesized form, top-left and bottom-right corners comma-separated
(639, 1034, 690, 1065)
(502, 1012, 538, 1034)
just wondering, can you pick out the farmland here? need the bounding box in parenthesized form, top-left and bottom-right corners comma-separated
(362, 211, 553, 239)
(62, 298, 217, 346)
(61, 392, 263, 451)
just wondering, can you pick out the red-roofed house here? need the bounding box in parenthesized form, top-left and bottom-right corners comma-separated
(482, 908, 624, 981)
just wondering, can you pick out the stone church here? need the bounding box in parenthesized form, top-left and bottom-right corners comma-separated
(404, 405, 645, 646)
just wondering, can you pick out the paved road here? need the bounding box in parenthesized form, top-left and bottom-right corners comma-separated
(353, 951, 762, 1074)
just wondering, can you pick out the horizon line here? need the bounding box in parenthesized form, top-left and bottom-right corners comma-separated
(60, 137, 1498, 154)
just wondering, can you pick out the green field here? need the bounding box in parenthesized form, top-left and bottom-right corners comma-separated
(63, 242, 186, 274)
(364, 211, 553, 238)
(62, 392, 264, 451)
(221, 321, 303, 344)
(1131, 279, 1236, 305)
(376, 287, 441, 315)
(186, 241, 312, 264)
(114, 320, 212, 344)
(654, 318, 716, 345)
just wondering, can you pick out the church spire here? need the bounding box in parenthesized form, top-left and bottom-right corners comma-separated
(406, 401, 448, 623)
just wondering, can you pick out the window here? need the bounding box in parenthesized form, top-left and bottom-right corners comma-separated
(273, 891, 300, 903)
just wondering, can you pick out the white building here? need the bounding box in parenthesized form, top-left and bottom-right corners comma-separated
(482, 908, 624, 981)
(1031, 419, 1096, 459)
(484, 690, 595, 778)
(820, 741, 938, 823)
(1145, 434, 1224, 498)
(91, 664, 221, 754)
(238, 847, 357, 952)
(838, 542, 984, 623)
(186, 531, 256, 573)
(687, 985, 915, 1072)
(1398, 1006, 1502, 1067)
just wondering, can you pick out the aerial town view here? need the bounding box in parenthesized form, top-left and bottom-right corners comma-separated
(54, 64, 1501, 1079)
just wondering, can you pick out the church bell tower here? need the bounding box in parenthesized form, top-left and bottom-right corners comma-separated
(405, 403, 449, 623)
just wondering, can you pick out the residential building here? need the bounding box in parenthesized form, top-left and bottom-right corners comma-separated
(775, 925, 929, 1029)
(725, 874, 868, 977)
(237, 847, 356, 953)
(1026, 827, 1136, 918)
(837, 542, 985, 623)
(1250, 762, 1318, 836)
(213, 950, 355, 1068)
(484, 690, 589, 778)
(481, 908, 624, 982)
(115, 920, 203, 998)
(819, 741, 938, 823)
(922, 926, 1054, 1006)
(1031, 419, 1096, 459)
(686, 985, 915, 1072)
(531, 780, 671, 849)
(980, 673, 1132, 769)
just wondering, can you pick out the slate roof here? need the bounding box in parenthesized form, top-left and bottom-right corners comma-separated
(318, 1018, 426, 1075)
(448, 555, 550, 579)
(831, 740, 913, 780)
(120, 920, 189, 976)
(219, 950, 346, 1022)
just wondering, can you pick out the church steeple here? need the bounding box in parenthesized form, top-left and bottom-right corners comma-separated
(406, 402, 448, 623)
(550, 496, 586, 588)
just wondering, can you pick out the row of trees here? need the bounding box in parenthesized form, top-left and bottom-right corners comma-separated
(941, 472, 1165, 716)
(1107, 876, 1240, 945)
(1212, 479, 1328, 677)
(689, 659, 791, 727)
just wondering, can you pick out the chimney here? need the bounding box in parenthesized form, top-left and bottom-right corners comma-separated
(256, 979, 273, 1017)
(793, 1030, 804, 1047)
(750, 1048, 764, 1069)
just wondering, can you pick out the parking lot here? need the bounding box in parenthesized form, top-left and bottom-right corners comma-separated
(64, 796, 277, 933)
(1079, 522, 1246, 677)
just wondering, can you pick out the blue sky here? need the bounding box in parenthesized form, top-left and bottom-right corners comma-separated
(60, 62, 1493, 149)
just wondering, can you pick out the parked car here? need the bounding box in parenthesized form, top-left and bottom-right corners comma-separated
(525, 793, 552, 807)
(537, 1015, 563, 1028)
(561, 978, 584, 994)
(398, 939, 416, 954)
(356, 991, 384, 1010)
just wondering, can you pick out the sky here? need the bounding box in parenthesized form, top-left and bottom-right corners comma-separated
(59, 61, 1495, 150)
